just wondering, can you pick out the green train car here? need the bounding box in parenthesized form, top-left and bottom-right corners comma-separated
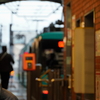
(18, 31, 64, 100)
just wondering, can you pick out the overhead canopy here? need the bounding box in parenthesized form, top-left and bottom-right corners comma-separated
(0, 0, 62, 4)
(3, 1, 63, 21)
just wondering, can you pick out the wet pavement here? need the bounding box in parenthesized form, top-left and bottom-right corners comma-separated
(8, 75, 27, 100)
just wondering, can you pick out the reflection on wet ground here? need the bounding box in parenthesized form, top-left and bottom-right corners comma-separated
(8, 76, 27, 100)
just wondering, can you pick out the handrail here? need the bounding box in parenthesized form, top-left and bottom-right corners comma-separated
(51, 78, 64, 82)
(36, 78, 49, 82)
(40, 69, 51, 78)
(36, 78, 64, 83)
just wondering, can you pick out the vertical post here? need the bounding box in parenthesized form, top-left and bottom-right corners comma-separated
(0, 25, 2, 46)
(27, 71, 31, 100)
(10, 24, 13, 56)
(23, 35, 26, 45)
(63, 4, 67, 100)
(48, 70, 54, 100)
(0, 25, 2, 53)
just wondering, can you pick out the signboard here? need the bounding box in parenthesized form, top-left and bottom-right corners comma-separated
(23, 53, 36, 71)
(96, 30, 100, 56)
(96, 30, 100, 99)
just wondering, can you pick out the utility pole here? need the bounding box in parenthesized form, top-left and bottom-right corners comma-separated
(10, 24, 13, 56)
(9, 11, 14, 56)
(31, 20, 44, 36)
(0, 25, 2, 46)
(0, 25, 2, 53)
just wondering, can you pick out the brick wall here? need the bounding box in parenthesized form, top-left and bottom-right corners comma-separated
(96, 56, 100, 70)
(64, 0, 100, 91)
(64, 0, 100, 30)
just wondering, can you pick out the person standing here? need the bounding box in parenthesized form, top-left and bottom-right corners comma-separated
(0, 46, 15, 89)
(46, 53, 58, 69)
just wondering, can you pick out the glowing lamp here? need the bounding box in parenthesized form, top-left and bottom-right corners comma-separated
(10, 71, 14, 76)
(58, 41, 64, 48)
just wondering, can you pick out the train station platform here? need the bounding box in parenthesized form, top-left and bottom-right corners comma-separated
(8, 70, 27, 100)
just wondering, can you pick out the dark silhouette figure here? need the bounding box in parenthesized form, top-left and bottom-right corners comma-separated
(46, 53, 58, 69)
(0, 46, 15, 89)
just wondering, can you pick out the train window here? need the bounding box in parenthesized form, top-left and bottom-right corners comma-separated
(85, 11, 94, 27)
(76, 19, 81, 27)
(41, 39, 63, 52)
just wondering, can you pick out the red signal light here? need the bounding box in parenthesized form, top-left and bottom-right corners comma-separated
(42, 90, 48, 94)
(58, 41, 64, 48)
